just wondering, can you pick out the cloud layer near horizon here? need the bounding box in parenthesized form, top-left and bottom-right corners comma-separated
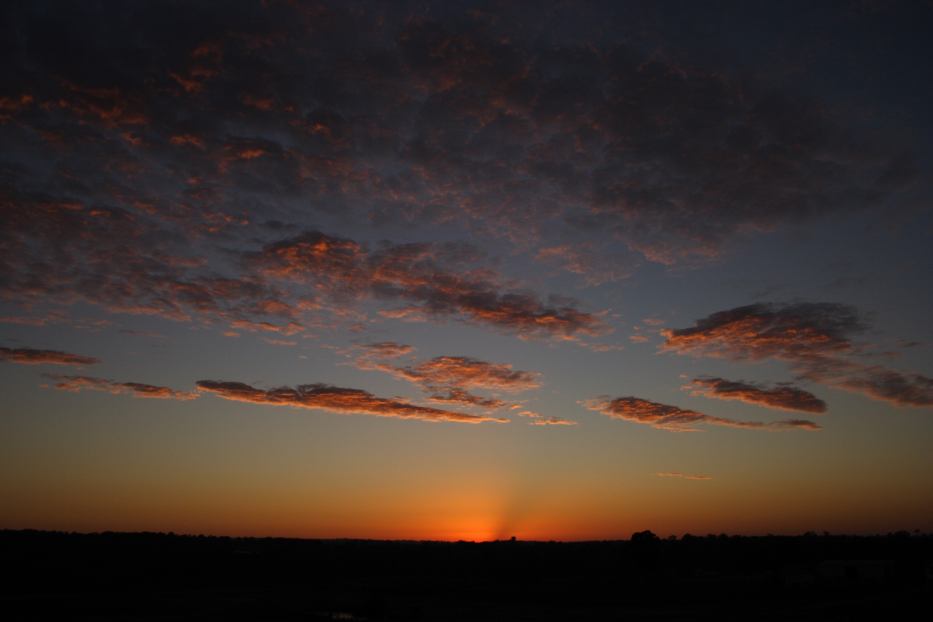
(656, 472, 712, 481)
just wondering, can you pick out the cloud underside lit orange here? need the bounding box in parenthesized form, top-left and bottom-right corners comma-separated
(49, 375, 198, 400)
(656, 471, 712, 480)
(584, 396, 820, 432)
(1, 346, 99, 366)
(687, 377, 827, 413)
(258, 232, 608, 340)
(664, 303, 933, 407)
(196, 380, 507, 423)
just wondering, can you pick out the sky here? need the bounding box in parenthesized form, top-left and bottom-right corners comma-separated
(1, 0, 932, 541)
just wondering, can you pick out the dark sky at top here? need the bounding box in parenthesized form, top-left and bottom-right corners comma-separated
(1, 1, 931, 538)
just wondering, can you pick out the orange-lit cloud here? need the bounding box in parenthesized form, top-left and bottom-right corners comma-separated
(257, 231, 608, 340)
(687, 377, 827, 414)
(353, 350, 540, 411)
(426, 388, 507, 409)
(358, 342, 415, 359)
(49, 375, 198, 400)
(799, 359, 933, 408)
(528, 416, 578, 426)
(515, 409, 577, 426)
(229, 319, 304, 335)
(666, 303, 933, 408)
(385, 356, 541, 392)
(656, 472, 712, 481)
(196, 380, 508, 423)
(583, 396, 820, 432)
(535, 244, 633, 285)
(0, 346, 99, 366)
(661, 303, 862, 361)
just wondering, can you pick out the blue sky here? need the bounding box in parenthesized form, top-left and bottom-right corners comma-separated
(1, 0, 931, 539)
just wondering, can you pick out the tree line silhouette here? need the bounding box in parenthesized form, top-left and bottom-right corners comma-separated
(1, 529, 930, 620)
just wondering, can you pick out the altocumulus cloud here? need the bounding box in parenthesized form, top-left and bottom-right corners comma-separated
(352, 345, 540, 411)
(49, 375, 198, 400)
(583, 396, 820, 432)
(0, 1, 915, 334)
(687, 377, 827, 414)
(665, 303, 933, 408)
(661, 303, 863, 360)
(196, 380, 507, 424)
(0, 346, 99, 366)
(256, 231, 607, 340)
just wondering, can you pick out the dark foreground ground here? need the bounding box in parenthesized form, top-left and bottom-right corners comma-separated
(1, 530, 931, 621)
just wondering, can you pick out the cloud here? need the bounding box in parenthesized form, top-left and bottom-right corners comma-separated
(799, 359, 933, 408)
(535, 244, 633, 285)
(528, 416, 577, 426)
(0, 2, 911, 344)
(686, 377, 827, 414)
(383, 356, 541, 392)
(351, 348, 539, 411)
(196, 380, 507, 423)
(0, 346, 99, 366)
(256, 231, 608, 340)
(656, 472, 712, 481)
(665, 303, 932, 408)
(834, 369, 933, 407)
(358, 342, 415, 359)
(48, 375, 197, 400)
(426, 388, 507, 410)
(661, 303, 863, 361)
(583, 396, 820, 432)
(515, 409, 577, 426)
(348, 342, 540, 410)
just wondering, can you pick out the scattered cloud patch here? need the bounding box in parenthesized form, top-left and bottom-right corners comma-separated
(687, 377, 827, 414)
(583, 396, 820, 432)
(661, 303, 863, 361)
(665, 303, 932, 408)
(196, 380, 507, 423)
(257, 231, 608, 340)
(0, 346, 99, 366)
(49, 375, 197, 400)
(656, 472, 712, 481)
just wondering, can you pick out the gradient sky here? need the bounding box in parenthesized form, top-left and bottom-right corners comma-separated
(2, 0, 932, 541)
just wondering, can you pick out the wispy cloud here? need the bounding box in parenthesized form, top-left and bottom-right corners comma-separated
(514, 409, 578, 426)
(48, 375, 198, 400)
(196, 380, 507, 424)
(256, 232, 608, 340)
(583, 396, 820, 432)
(1, 346, 99, 366)
(664, 303, 933, 408)
(656, 472, 712, 481)
(0, 1, 911, 349)
(799, 360, 933, 407)
(686, 377, 827, 414)
(528, 416, 578, 426)
(426, 388, 507, 410)
(350, 344, 540, 411)
(376, 355, 541, 393)
(661, 303, 863, 361)
(357, 342, 415, 359)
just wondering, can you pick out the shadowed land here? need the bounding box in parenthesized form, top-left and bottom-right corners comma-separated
(2, 529, 931, 621)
